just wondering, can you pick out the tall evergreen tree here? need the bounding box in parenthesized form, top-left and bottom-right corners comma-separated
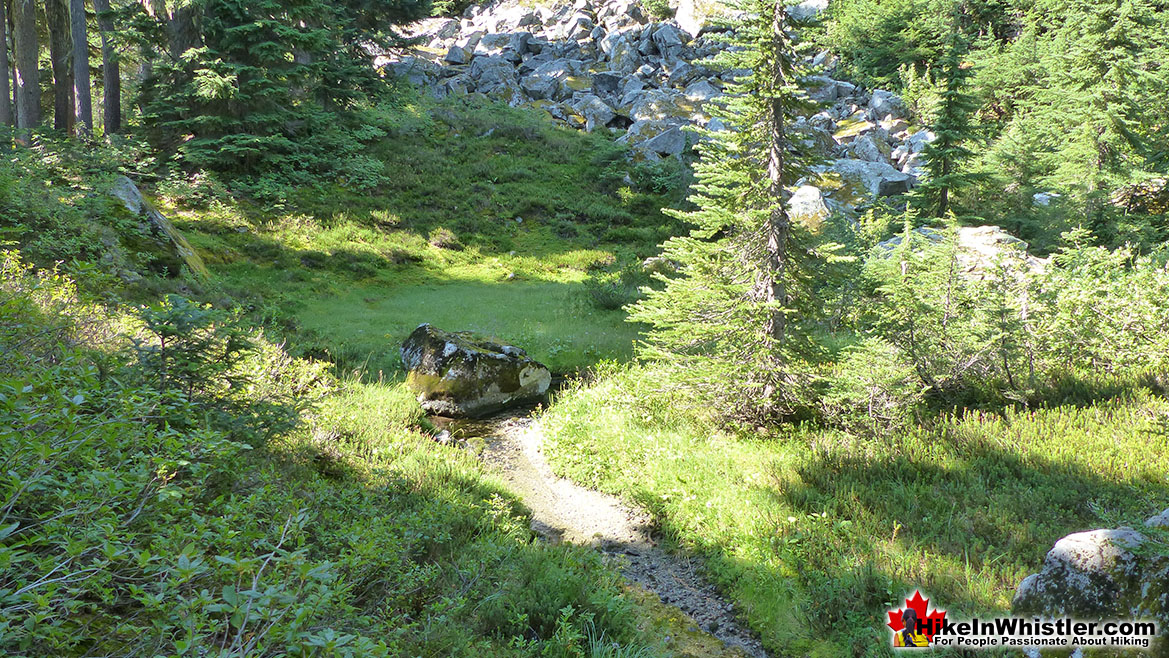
(1038, 0, 1168, 231)
(911, 8, 978, 218)
(763, 0, 792, 343)
(0, 0, 11, 127)
(70, 0, 91, 134)
(628, 0, 824, 420)
(133, 0, 429, 186)
(11, 0, 38, 140)
(45, 0, 75, 132)
(986, 0, 1169, 236)
(92, 0, 120, 133)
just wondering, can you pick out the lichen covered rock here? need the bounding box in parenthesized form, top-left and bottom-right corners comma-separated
(401, 323, 551, 417)
(109, 176, 208, 278)
(1012, 511, 1169, 656)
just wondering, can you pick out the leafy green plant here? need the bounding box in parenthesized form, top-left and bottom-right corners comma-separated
(640, 0, 673, 20)
(134, 295, 252, 400)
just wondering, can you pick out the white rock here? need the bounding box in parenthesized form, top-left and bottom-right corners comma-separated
(789, 185, 830, 231)
(787, 0, 829, 21)
(683, 79, 721, 102)
(1032, 191, 1061, 207)
(869, 89, 905, 119)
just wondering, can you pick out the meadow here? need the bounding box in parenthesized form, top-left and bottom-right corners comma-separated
(540, 365, 1169, 655)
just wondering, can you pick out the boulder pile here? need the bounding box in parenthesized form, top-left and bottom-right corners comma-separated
(386, 0, 938, 211)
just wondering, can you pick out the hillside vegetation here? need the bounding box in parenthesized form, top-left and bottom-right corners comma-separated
(2, 0, 1168, 655)
(0, 137, 695, 656)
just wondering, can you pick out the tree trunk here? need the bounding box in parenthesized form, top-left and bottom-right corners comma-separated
(45, 0, 74, 133)
(143, 0, 164, 18)
(937, 160, 950, 217)
(764, 1, 790, 344)
(91, 0, 118, 133)
(69, 0, 90, 133)
(167, 4, 199, 60)
(11, 0, 37, 140)
(0, 0, 12, 126)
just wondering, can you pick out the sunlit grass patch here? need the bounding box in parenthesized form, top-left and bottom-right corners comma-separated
(295, 279, 639, 376)
(541, 365, 1169, 655)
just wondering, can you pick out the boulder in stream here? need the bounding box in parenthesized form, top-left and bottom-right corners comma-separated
(401, 323, 552, 417)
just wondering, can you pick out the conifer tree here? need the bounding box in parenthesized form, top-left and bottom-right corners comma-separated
(70, 0, 92, 134)
(1035, 0, 1168, 233)
(45, 0, 75, 133)
(911, 8, 978, 218)
(12, 0, 39, 140)
(628, 0, 825, 420)
(134, 0, 428, 185)
(93, 0, 120, 133)
(986, 0, 1169, 237)
(0, 0, 11, 127)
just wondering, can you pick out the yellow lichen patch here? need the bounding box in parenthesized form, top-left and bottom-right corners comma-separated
(413, 45, 446, 58)
(832, 114, 874, 143)
(522, 99, 555, 112)
(815, 171, 866, 207)
(564, 75, 592, 91)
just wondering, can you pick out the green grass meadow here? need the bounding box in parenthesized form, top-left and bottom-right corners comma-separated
(172, 94, 675, 378)
(540, 366, 1169, 656)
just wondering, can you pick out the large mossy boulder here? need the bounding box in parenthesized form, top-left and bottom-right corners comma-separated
(1012, 510, 1169, 655)
(401, 324, 552, 418)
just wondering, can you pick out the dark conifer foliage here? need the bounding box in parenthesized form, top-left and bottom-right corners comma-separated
(131, 0, 429, 188)
(910, 9, 979, 218)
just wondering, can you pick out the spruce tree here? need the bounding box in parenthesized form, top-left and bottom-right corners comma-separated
(911, 8, 978, 219)
(987, 0, 1169, 237)
(45, 0, 75, 133)
(93, 0, 120, 134)
(70, 0, 92, 134)
(12, 0, 40, 140)
(628, 0, 824, 421)
(1036, 0, 1168, 233)
(133, 0, 428, 187)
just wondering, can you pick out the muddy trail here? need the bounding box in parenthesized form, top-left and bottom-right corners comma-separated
(434, 412, 769, 658)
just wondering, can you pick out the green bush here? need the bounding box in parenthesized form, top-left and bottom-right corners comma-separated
(857, 223, 1169, 412)
(640, 0, 673, 20)
(821, 337, 925, 433)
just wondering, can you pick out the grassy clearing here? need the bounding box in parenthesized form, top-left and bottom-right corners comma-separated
(170, 92, 683, 376)
(540, 365, 1169, 656)
(0, 192, 672, 657)
(294, 280, 635, 376)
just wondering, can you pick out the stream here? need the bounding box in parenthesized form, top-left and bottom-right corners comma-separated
(432, 410, 770, 658)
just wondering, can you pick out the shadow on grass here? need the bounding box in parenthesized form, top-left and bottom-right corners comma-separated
(773, 410, 1169, 626)
(257, 414, 653, 653)
(609, 396, 1169, 655)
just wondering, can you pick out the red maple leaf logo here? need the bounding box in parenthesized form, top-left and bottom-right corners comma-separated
(887, 591, 947, 641)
